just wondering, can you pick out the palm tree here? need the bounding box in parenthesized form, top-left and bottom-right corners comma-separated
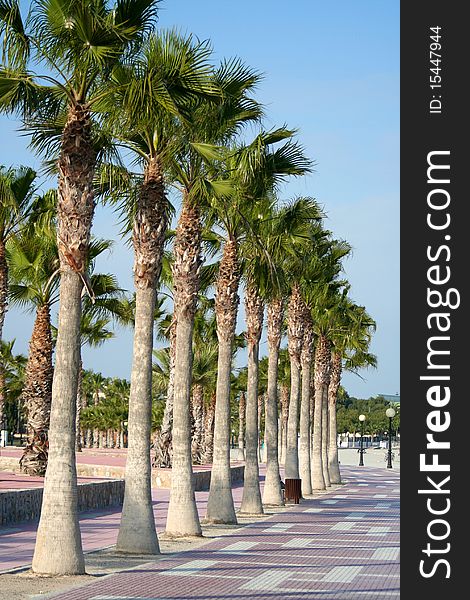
(0, 165, 36, 424)
(307, 251, 351, 490)
(1, 0, 160, 574)
(0, 339, 27, 436)
(7, 202, 57, 476)
(0, 165, 37, 342)
(207, 129, 311, 521)
(102, 31, 218, 552)
(299, 306, 314, 495)
(167, 59, 262, 535)
(260, 198, 322, 504)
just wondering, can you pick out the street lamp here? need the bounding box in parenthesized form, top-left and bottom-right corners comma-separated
(358, 414, 366, 466)
(386, 408, 396, 468)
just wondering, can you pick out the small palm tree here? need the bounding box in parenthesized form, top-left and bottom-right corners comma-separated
(0, 165, 37, 343)
(0, 338, 27, 435)
(7, 198, 58, 476)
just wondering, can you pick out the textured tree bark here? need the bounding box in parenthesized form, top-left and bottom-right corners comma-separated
(118, 156, 168, 554)
(203, 392, 216, 463)
(262, 298, 284, 506)
(321, 386, 331, 487)
(311, 335, 331, 491)
(117, 287, 160, 553)
(285, 284, 304, 479)
(327, 351, 342, 483)
(152, 316, 176, 468)
(237, 391, 246, 460)
(32, 103, 96, 575)
(206, 238, 240, 523)
(191, 384, 204, 464)
(166, 199, 202, 537)
(257, 393, 263, 462)
(75, 358, 83, 452)
(279, 385, 289, 465)
(239, 285, 264, 515)
(299, 322, 314, 496)
(205, 337, 237, 523)
(19, 303, 53, 476)
(0, 240, 7, 346)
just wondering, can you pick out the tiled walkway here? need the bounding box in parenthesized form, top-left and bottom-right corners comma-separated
(34, 466, 400, 599)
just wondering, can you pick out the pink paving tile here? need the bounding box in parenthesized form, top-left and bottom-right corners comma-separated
(0, 465, 400, 599)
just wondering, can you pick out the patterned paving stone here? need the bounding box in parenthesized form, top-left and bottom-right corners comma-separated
(4, 466, 400, 599)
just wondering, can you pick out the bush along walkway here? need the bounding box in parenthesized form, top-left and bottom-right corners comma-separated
(45, 466, 400, 600)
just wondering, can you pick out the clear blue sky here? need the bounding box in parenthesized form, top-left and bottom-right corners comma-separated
(2, 0, 399, 399)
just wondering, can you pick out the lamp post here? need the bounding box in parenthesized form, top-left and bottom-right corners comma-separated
(386, 408, 396, 468)
(358, 414, 366, 466)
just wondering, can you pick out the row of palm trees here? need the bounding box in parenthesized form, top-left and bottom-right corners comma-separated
(1, 0, 376, 576)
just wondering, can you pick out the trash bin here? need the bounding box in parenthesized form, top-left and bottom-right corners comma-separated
(285, 478, 302, 503)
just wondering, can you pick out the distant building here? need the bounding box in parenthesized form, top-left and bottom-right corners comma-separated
(378, 393, 400, 404)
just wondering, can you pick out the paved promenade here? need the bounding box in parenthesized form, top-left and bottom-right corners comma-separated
(17, 466, 399, 600)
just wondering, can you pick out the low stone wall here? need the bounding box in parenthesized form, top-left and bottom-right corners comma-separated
(0, 479, 124, 527)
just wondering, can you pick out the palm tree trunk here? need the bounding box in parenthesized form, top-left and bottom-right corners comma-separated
(32, 102, 97, 575)
(280, 384, 289, 465)
(237, 391, 246, 460)
(239, 284, 264, 515)
(311, 335, 331, 490)
(0, 240, 7, 344)
(257, 393, 263, 462)
(262, 298, 284, 506)
(166, 199, 202, 537)
(299, 322, 314, 496)
(322, 386, 331, 486)
(117, 287, 160, 553)
(19, 303, 53, 476)
(206, 238, 240, 524)
(203, 392, 216, 463)
(153, 316, 176, 468)
(191, 384, 204, 464)
(328, 351, 342, 484)
(206, 336, 237, 523)
(285, 284, 304, 479)
(75, 358, 83, 452)
(0, 242, 7, 431)
(118, 156, 168, 554)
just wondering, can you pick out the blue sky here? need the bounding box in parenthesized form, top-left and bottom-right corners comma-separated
(2, 0, 399, 399)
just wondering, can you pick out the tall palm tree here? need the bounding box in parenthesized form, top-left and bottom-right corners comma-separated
(299, 306, 314, 496)
(167, 60, 262, 534)
(306, 251, 351, 490)
(207, 129, 311, 521)
(102, 31, 218, 551)
(260, 198, 322, 503)
(0, 165, 36, 424)
(1, 0, 160, 574)
(327, 301, 376, 483)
